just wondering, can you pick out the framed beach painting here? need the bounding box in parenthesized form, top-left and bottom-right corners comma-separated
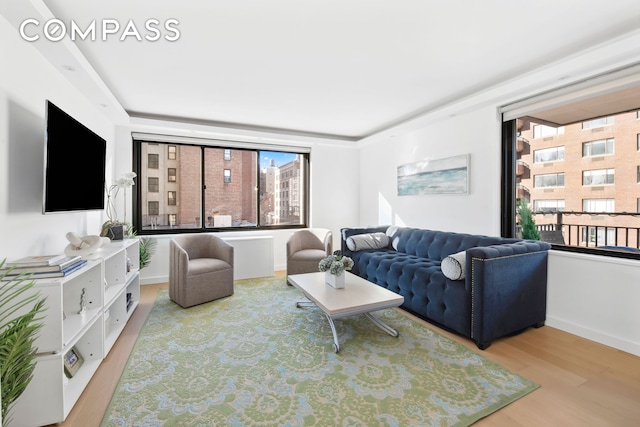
(397, 154, 469, 196)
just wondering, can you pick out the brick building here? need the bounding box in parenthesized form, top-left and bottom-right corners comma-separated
(517, 110, 640, 248)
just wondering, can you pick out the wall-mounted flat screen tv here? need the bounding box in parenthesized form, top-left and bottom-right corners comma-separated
(43, 100, 107, 213)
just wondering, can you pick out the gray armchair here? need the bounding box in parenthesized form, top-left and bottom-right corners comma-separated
(286, 228, 333, 284)
(169, 234, 234, 308)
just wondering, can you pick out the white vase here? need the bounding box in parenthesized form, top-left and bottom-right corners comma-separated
(325, 271, 345, 289)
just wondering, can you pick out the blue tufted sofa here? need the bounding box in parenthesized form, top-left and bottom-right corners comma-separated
(341, 226, 551, 349)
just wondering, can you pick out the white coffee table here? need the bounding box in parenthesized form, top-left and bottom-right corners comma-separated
(288, 272, 404, 352)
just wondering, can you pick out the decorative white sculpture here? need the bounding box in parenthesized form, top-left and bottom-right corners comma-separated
(64, 232, 110, 257)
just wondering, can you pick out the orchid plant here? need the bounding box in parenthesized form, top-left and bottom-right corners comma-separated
(318, 254, 354, 276)
(105, 172, 137, 225)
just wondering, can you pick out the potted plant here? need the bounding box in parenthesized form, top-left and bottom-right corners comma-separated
(318, 254, 354, 289)
(101, 172, 137, 241)
(139, 237, 157, 270)
(0, 261, 46, 426)
(127, 228, 157, 270)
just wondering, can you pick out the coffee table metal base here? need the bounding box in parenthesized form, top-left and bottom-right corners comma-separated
(296, 299, 400, 353)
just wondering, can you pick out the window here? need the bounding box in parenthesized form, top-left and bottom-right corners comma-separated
(148, 177, 159, 192)
(582, 116, 614, 129)
(583, 168, 614, 185)
(583, 138, 614, 157)
(582, 227, 616, 246)
(533, 199, 565, 212)
(148, 201, 159, 215)
(583, 199, 615, 213)
(148, 153, 159, 169)
(534, 173, 564, 188)
(505, 114, 640, 253)
(133, 139, 309, 233)
(533, 125, 564, 139)
(168, 145, 177, 160)
(503, 91, 640, 256)
(534, 146, 564, 163)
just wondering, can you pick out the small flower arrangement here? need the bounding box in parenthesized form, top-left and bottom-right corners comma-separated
(318, 254, 354, 276)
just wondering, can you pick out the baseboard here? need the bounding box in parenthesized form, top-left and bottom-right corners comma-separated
(141, 275, 168, 285)
(547, 315, 640, 357)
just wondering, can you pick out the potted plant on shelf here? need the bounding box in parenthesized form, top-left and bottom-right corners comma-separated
(0, 261, 46, 426)
(318, 253, 354, 289)
(101, 172, 137, 241)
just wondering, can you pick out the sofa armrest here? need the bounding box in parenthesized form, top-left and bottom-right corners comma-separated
(465, 240, 550, 349)
(340, 226, 390, 255)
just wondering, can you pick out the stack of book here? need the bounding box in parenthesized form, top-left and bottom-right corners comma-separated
(1, 254, 88, 280)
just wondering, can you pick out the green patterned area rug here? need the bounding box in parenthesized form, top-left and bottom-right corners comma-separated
(102, 276, 538, 426)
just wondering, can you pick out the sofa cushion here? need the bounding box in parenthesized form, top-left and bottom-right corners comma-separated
(346, 232, 390, 251)
(392, 227, 518, 261)
(441, 250, 466, 280)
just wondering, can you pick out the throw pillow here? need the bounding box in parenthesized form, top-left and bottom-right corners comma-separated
(346, 232, 390, 251)
(441, 250, 466, 280)
(386, 226, 400, 250)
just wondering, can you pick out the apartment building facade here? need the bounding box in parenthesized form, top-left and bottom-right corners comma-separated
(517, 110, 640, 248)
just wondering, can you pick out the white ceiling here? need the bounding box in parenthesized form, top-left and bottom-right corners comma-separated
(9, 0, 640, 140)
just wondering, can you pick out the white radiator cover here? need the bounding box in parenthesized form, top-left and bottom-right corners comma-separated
(139, 235, 275, 285)
(222, 236, 274, 280)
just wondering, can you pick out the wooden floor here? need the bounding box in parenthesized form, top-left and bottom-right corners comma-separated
(55, 274, 640, 427)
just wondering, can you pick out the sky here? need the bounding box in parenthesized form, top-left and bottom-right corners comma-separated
(260, 151, 298, 169)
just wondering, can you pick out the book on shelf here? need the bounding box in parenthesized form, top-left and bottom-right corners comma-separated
(1, 259, 88, 280)
(29, 260, 88, 279)
(4, 254, 67, 268)
(1, 255, 82, 274)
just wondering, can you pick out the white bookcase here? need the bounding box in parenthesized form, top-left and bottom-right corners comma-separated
(7, 240, 140, 427)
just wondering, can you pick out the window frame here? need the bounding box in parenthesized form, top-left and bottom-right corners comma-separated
(501, 118, 639, 260)
(582, 168, 615, 186)
(132, 137, 310, 235)
(148, 177, 159, 193)
(534, 172, 565, 188)
(534, 146, 565, 163)
(582, 138, 614, 157)
(167, 190, 177, 206)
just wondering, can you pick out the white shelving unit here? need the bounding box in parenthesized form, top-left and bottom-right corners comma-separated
(99, 240, 140, 356)
(7, 240, 140, 427)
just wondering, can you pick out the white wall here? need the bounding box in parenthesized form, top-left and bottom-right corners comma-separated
(359, 106, 501, 234)
(547, 251, 640, 356)
(0, 17, 115, 260)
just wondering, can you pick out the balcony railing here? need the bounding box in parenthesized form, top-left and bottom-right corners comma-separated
(526, 211, 640, 252)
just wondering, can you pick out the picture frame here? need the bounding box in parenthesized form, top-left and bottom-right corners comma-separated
(63, 346, 84, 378)
(397, 154, 469, 196)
